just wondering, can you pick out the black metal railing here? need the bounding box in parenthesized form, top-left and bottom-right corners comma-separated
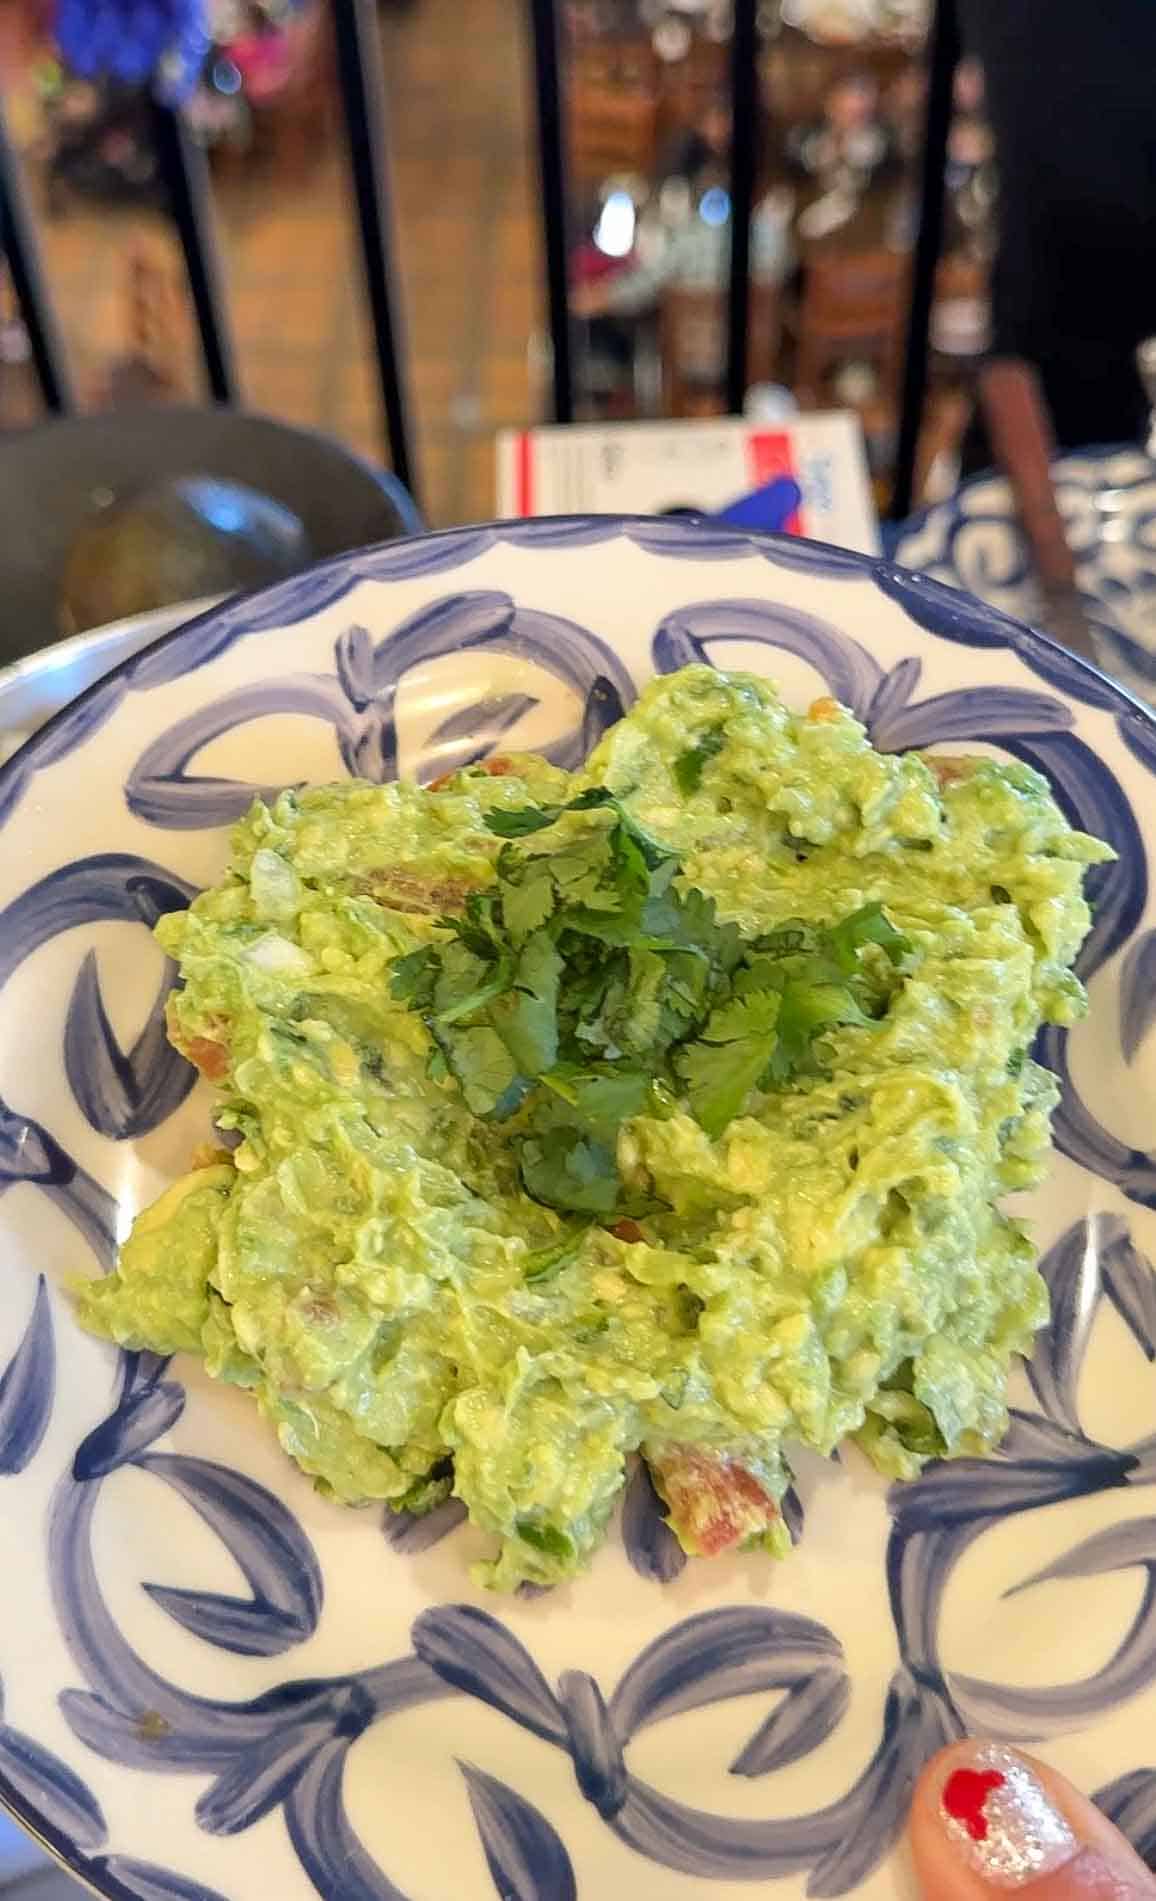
(0, 0, 960, 524)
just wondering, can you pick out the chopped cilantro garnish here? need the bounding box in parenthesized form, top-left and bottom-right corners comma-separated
(391, 794, 909, 1218)
(673, 728, 725, 795)
(521, 1229, 590, 1283)
(515, 1518, 575, 1561)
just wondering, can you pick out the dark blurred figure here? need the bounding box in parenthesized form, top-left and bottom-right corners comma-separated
(958, 0, 1156, 454)
(660, 91, 731, 191)
(787, 73, 899, 193)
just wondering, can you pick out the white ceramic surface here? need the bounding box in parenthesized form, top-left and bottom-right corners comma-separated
(1, 518, 1155, 1901)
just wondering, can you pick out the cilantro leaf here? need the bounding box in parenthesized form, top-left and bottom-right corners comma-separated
(433, 941, 513, 1024)
(565, 787, 618, 812)
(824, 902, 910, 971)
(398, 776, 907, 1194)
(673, 728, 725, 795)
(390, 946, 438, 1009)
(484, 804, 563, 837)
(769, 978, 870, 1082)
(515, 1518, 575, 1560)
(502, 868, 556, 939)
(437, 1025, 520, 1116)
(490, 932, 561, 1074)
(701, 991, 782, 1043)
(675, 991, 781, 1136)
(677, 1036, 777, 1139)
(521, 1227, 589, 1283)
(441, 890, 503, 959)
(520, 1128, 621, 1215)
(483, 786, 615, 839)
(550, 1065, 652, 1139)
(618, 949, 666, 1055)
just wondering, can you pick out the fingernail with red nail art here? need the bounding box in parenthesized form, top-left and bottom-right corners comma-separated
(939, 1747, 1078, 1887)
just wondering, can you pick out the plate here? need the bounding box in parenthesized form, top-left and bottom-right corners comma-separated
(892, 446, 1156, 700)
(2, 516, 1156, 1901)
(0, 602, 216, 768)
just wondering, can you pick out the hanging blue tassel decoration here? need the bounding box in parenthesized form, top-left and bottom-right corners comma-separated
(54, 0, 212, 102)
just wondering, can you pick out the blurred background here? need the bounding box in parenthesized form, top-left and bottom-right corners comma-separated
(0, 0, 1154, 706)
(0, 0, 992, 529)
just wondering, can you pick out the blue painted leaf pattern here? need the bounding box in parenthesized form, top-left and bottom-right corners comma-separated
(381, 1493, 467, 1556)
(557, 1670, 628, 1817)
(620, 1458, 686, 1583)
(870, 684, 1071, 753)
(73, 1380, 186, 1482)
(459, 1760, 578, 1901)
(0, 1716, 106, 1850)
(0, 852, 196, 994)
(652, 598, 885, 719)
(0, 1094, 117, 1270)
(730, 1667, 851, 1778)
(98, 1859, 233, 1901)
(950, 1520, 1156, 1736)
(1095, 1768, 1156, 1868)
(284, 1735, 410, 1901)
(1029, 1219, 1102, 1433)
(863, 655, 921, 730)
(421, 693, 540, 782)
(136, 1455, 323, 1656)
(412, 1606, 566, 1747)
(0, 1276, 53, 1475)
(197, 1720, 341, 1835)
(64, 951, 191, 1141)
(1120, 930, 1156, 1065)
(1101, 1224, 1156, 1364)
(610, 1606, 843, 1737)
(805, 1668, 962, 1898)
(428, 692, 538, 745)
(121, 591, 634, 826)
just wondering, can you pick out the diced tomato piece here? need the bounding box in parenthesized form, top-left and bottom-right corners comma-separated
(608, 1218, 645, 1244)
(167, 1005, 230, 1082)
(646, 1446, 779, 1558)
(926, 754, 978, 788)
(180, 1036, 229, 1081)
(429, 755, 515, 792)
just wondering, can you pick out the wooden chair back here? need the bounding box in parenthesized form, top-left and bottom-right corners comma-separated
(570, 38, 659, 187)
(660, 282, 781, 416)
(795, 248, 909, 405)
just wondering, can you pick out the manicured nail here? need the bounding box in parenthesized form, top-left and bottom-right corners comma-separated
(939, 1747, 1078, 1887)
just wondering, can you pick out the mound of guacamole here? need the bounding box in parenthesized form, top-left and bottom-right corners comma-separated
(75, 667, 1111, 1588)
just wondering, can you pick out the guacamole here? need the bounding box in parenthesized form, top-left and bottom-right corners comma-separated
(75, 667, 1111, 1588)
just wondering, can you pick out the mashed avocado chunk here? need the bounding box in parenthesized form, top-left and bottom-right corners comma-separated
(74, 666, 1112, 1588)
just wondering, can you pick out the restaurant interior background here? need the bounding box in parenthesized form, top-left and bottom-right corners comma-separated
(0, 0, 992, 529)
(1, 6, 1154, 1896)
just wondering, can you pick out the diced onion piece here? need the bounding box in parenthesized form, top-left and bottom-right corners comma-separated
(245, 932, 312, 978)
(250, 848, 301, 920)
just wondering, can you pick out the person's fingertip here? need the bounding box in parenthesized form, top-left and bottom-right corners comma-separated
(916, 1743, 1077, 1886)
(910, 1741, 1156, 1897)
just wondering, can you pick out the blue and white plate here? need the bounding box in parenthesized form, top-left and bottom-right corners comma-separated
(2, 517, 1156, 1901)
(893, 446, 1156, 701)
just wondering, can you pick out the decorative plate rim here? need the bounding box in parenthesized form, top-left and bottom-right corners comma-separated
(3, 515, 1152, 816)
(4, 514, 1156, 1901)
(892, 443, 1156, 549)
